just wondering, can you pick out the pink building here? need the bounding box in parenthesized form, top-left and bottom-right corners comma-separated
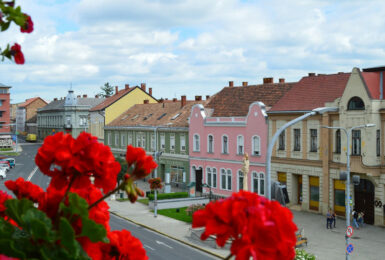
(189, 79, 294, 197)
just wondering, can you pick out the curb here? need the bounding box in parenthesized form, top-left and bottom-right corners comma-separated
(110, 211, 225, 259)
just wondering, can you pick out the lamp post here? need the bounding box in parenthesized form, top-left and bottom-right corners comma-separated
(266, 107, 338, 200)
(322, 123, 375, 260)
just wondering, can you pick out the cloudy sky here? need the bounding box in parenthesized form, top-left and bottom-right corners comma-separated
(1, 0, 385, 103)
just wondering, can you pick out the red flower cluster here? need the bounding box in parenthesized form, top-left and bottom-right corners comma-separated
(148, 177, 163, 190)
(10, 43, 24, 65)
(35, 132, 121, 194)
(126, 145, 157, 180)
(5, 178, 44, 203)
(192, 191, 298, 260)
(80, 229, 148, 260)
(20, 14, 34, 33)
(0, 191, 12, 217)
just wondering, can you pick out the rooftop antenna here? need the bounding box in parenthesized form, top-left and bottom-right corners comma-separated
(70, 82, 72, 90)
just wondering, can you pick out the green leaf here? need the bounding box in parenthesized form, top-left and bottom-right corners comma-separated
(21, 208, 54, 241)
(59, 217, 80, 257)
(80, 218, 107, 243)
(60, 193, 89, 220)
(1, 22, 11, 31)
(0, 239, 26, 259)
(5, 198, 34, 226)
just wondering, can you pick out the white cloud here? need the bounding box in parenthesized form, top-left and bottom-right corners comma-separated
(2, 0, 385, 103)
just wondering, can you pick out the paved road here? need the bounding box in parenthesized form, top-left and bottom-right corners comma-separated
(110, 214, 217, 260)
(1, 140, 215, 260)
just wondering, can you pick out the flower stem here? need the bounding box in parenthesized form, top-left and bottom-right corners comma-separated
(88, 184, 122, 210)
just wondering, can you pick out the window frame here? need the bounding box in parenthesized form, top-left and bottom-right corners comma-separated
(160, 134, 165, 150)
(376, 129, 380, 157)
(237, 135, 244, 155)
(352, 130, 361, 155)
(335, 129, 341, 154)
(278, 131, 285, 150)
(207, 134, 214, 153)
(170, 134, 175, 151)
(193, 134, 200, 152)
(310, 129, 317, 152)
(293, 128, 301, 151)
(252, 135, 260, 156)
(237, 170, 244, 191)
(252, 171, 265, 196)
(222, 135, 229, 154)
(180, 135, 186, 151)
(220, 168, 232, 190)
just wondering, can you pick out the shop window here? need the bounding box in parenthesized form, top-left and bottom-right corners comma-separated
(278, 172, 287, 186)
(334, 180, 346, 216)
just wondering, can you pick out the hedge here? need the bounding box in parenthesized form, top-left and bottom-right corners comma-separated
(148, 192, 189, 201)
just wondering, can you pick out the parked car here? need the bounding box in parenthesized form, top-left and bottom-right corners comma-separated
(0, 166, 7, 178)
(26, 133, 37, 142)
(0, 161, 10, 171)
(4, 158, 15, 168)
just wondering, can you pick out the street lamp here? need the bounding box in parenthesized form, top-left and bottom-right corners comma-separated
(266, 107, 338, 200)
(322, 123, 375, 260)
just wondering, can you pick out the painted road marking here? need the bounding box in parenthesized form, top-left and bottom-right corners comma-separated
(27, 166, 38, 181)
(144, 245, 155, 251)
(156, 240, 173, 249)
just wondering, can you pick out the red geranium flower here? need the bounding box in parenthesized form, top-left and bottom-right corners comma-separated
(0, 190, 12, 217)
(105, 230, 148, 260)
(5, 177, 44, 203)
(192, 191, 298, 260)
(10, 43, 25, 65)
(148, 177, 163, 190)
(125, 145, 157, 180)
(35, 132, 121, 194)
(20, 14, 33, 33)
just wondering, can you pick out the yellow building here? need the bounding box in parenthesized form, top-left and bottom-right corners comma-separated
(89, 83, 157, 141)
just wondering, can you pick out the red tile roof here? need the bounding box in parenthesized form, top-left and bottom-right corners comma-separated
(270, 73, 351, 112)
(361, 71, 382, 99)
(205, 82, 295, 117)
(107, 100, 206, 128)
(90, 86, 156, 111)
(19, 97, 47, 108)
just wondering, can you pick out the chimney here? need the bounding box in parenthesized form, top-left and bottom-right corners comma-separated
(125, 84, 129, 90)
(195, 96, 202, 101)
(308, 73, 316, 77)
(77, 95, 80, 98)
(149, 87, 152, 96)
(115, 86, 118, 94)
(141, 83, 146, 92)
(54, 98, 58, 101)
(143, 99, 149, 104)
(229, 81, 234, 87)
(159, 98, 164, 103)
(279, 78, 285, 83)
(181, 95, 186, 108)
(173, 98, 177, 102)
(206, 95, 210, 100)
(83, 94, 87, 98)
(242, 81, 248, 87)
(263, 77, 274, 84)
(95, 95, 99, 98)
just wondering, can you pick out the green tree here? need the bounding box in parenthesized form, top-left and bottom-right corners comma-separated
(98, 82, 114, 98)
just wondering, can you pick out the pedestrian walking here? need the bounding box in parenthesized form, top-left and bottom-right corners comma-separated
(331, 210, 336, 228)
(326, 208, 332, 229)
(358, 211, 364, 227)
(352, 208, 359, 229)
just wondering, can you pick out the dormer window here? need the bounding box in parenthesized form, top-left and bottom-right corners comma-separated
(347, 97, 365, 110)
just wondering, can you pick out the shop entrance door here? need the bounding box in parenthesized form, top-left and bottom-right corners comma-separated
(354, 178, 374, 224)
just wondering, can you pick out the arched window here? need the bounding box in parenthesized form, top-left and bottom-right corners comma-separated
(220, 168, 232, 190)
(208, 135, 214, 153)
(193, 134, 200, 152)
(237, 135, 244, 155)
(222, 135, 229, 154)
(252, 136, 260, 155)
(347, 97, 365, 110)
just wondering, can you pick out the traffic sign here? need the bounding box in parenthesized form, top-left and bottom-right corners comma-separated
(346, 243, 354, 254)
(346, 226, 354, 237)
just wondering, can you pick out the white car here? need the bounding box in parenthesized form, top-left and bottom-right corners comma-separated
(0, 163, 9, 172)
(0, 167, 6, 179)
